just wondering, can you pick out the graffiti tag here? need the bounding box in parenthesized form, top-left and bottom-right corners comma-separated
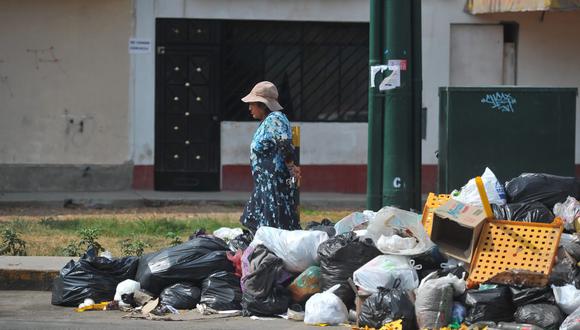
(481, 92, 517, 113)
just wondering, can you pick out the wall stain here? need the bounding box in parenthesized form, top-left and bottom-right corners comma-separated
(26, 46, 65, 74)
(0, 59, 14, 98)
(63, 108, 95, 150)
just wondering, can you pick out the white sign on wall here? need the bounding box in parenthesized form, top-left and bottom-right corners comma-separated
(129, 38, 152, 54)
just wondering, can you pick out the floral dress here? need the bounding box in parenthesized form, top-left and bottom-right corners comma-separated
(240, 111, 300, 232)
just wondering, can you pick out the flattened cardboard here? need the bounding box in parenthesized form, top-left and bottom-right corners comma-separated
(431, 199, 487, 263)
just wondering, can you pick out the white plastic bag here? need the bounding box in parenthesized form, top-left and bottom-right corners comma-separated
(213, 227, 244, 241)
(553, 284, 580, 315)
(453, 167, 507, 206)
(353, 255, 419, 293)
(304, 284, 348, 325)
(114, 279, 141, 307)
(554, 196, 580, 231)
(334, 211, 373, 235)
(369, 206, 434, 256)
(251, 227, 328, 273)
(560, 305, 580, 330)
(377, 235, 418, 253)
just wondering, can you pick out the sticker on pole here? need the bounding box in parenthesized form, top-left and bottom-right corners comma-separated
(370, 65, 400, 91)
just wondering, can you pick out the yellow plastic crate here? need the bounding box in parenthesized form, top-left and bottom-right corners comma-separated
(421, 193, 451, 236)
(467, 218, 563, 288)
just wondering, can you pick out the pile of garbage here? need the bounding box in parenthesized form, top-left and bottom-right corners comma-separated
(51, 169, 580, 330)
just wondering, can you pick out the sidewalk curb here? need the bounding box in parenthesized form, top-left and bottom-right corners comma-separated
(0, 269, 58, 291)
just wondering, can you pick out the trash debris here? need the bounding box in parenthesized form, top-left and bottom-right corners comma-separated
(353, 255, 419, 293)
(114, 279, 141, 308)
(550, 249, 578, 286)
(288, 266, 321, 303)
(159, 283, 201, 310)
(505, 173, 579, 209)
(554, 196, 580, 231)
(412, 247, 448, 280)
(304, 284, 348, 325)
(560, 305, 580, 330)
(513, 303, 563, 330)
(452, 167, 507, 206)
(358, 286, 415, 329)
(304, 219, 336, 237)
(317, 232, 381, 307)
(51, 248, 139, 307)
(251, 226, 328, 273)
(334, 212, 373, 235)
(200, 271, 242, 311)
(415, 273, 466, 329)
(228, 230, 254, 251)
(135, 236, 233, 295)
(510, 286, 555, 307)
(227, 249, 243, 277)
(492, 202, 555, 223)
(213, 227, 244, 242)
(463, 286, 515, 324)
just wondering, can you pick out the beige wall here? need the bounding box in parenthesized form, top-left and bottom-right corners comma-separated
(0, 0, 132, 165)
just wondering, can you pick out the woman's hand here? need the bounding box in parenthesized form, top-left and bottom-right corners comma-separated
(286, 162, 301, 182)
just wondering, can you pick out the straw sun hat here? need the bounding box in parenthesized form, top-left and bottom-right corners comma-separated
(241, 81, 284, 111)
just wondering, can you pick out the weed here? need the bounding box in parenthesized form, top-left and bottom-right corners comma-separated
(165, 231, 183, 246)
(0, 227, 27, 256)
(120, 238, 150, 257)
(61, 240, 81, 257)
(78, 227, 104, 254)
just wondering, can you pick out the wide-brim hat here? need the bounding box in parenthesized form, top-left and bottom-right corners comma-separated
(241, 81, 284, 111)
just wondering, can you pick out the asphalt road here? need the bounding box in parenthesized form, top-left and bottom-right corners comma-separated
(0, 291, 328, 330)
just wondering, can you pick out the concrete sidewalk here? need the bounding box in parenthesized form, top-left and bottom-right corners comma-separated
(0, 190, 366, 209)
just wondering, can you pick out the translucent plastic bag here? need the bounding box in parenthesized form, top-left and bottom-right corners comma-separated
(251, 227, 328, 273)
(304, 284, 348, 325)
(370, 206, 434, 256)
(553, 284, 580, 315)
(213, 227, 244, 242)
(353, 255, 419, 293)
(560, 305, 580, 330)
(453, 167, 507, 206)
(554, 196, 580, 231)
(334, 211, 373, 235)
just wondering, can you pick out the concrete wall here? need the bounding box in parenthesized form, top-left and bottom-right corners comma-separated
(0, 0, 133, 191)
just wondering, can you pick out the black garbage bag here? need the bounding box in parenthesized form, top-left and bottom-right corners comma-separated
(514, 304, 564, 330)
(412, 247, 447, 280)
(563, 237, 580, 261)
(505, 173, 580, 208)
(510, 286, 556, 307)
(550, 249, 578, 286)
(51, 248, 139, 306)
(241, 286, 291, 316)
(200, 271, 242, 310)
(304, 219, 336, 237)
(318, 232, 381, 307)
(492, 202, 555, 223)
(135, 236, 233, 295)
(228, 230, 254, 251)
(464, 286, 515, 324)
(359, 287, 416, 330)
(159, 283, 201, 309)
(241, 245, 291, 316)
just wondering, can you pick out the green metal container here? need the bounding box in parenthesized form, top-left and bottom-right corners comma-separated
(438, 86, 577, 193)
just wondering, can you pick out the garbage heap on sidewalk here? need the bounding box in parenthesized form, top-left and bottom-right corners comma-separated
(51, 169, 580, 330)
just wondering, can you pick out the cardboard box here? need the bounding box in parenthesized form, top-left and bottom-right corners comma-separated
(431, 199, 487, 263)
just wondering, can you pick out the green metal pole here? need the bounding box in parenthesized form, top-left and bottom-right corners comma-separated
(381, 0, 421, 210)
(366, 0, 384, 211)
(411, 0, 423, 210)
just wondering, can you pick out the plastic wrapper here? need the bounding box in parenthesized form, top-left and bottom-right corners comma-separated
(505, 173, 580, 209)
(135, 236, 233, 295)
(353, 255, 418, 293)
(288, 266, 321, 303)
(514, 303, 563, 330)
(334, 211, 372, 235)
(415, 273, 466, 329)
(492, 202, 555, 223)
(452, 302, 467, 324)
(359, 287, 416, 330)
(554, 197, 580, 231)
(159, 282, 201, 309)
(370, 206, 434, 256)
(317, 232, 381, 307)
(304, 219, 336, 237)
(226, 249, 243, 277)
(553, 284, 580, 315)
(464, 286, 515, 324)
(560, 305, 580, 330)
(304, 284, 348, 325)
(241, 245, 291, 316)
(200, 271, 242, 310)
(453, 167, 507, 206)
(51, 249, 139, 306)
(251, 226, 328, 273)
(510, 286, 555, 307)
